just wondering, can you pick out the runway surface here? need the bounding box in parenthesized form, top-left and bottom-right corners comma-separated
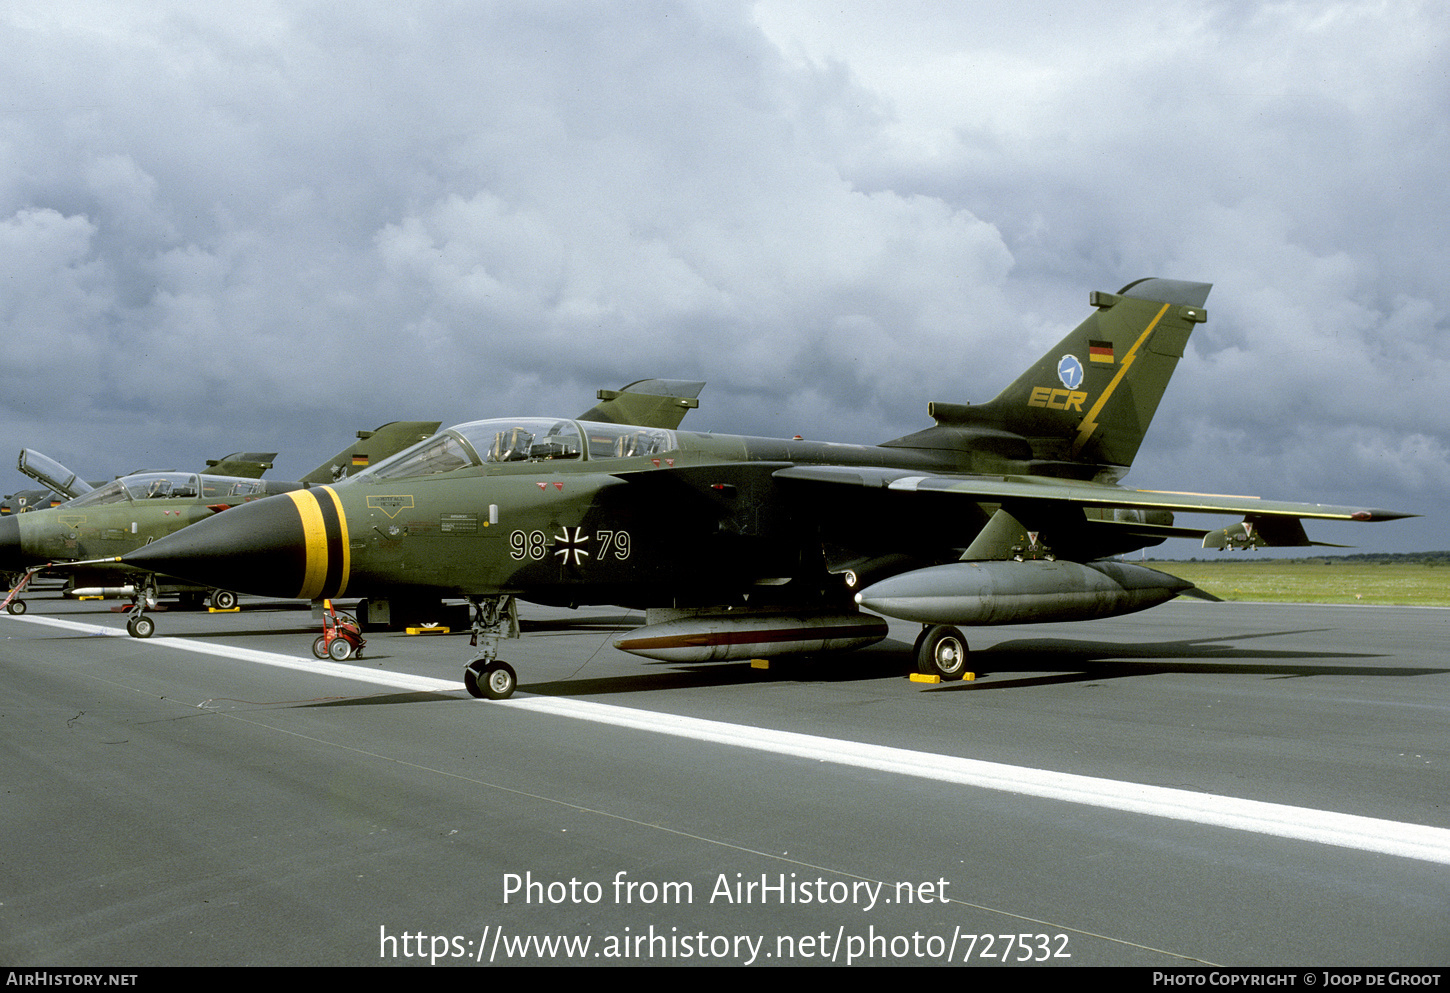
(3, 592, 1447, 967)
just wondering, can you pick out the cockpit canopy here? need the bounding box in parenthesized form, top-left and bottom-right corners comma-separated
(357, 418, 676, 481)
(62, 472, 268, 508)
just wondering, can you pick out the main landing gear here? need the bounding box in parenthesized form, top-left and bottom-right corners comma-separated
(463, 595, 520, 700)
(913, 624, 970, 680)
(123, 585, 239, 634)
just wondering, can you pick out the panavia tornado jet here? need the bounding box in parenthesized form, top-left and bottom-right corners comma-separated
(114, 279, 1411, 698)
(2, 447, 279, 516)
(0, 381, 704, 631)
(0, 422, 443, 628)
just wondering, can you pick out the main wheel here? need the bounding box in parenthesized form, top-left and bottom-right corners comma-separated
(328, 637, 353, 661)
(6, 599, 26, 615)
(916, 625, 968, 680)
(464, 660, 517, 700)
(127, 615, 155, 639)
(210, 590, 238, 610)
(312, 635, 329, 659)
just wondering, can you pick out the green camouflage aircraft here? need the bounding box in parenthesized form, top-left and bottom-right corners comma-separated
(2, 447, 279, 516)
(109, 279, 1410, 698)
(0, 381, 703, 630)
(0, 421, 442, 629)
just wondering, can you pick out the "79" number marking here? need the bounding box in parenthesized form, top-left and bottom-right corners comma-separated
(509, 529, 631, 562)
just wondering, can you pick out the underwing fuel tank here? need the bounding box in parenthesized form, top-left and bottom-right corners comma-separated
(614, 609, 889, 663)
(854, 560, 1195, 626)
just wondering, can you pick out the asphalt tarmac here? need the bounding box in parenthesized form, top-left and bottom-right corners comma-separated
(2, 591, 1447, 967)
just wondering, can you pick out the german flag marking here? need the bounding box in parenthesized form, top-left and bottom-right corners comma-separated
(1071, 303, 1170, 457)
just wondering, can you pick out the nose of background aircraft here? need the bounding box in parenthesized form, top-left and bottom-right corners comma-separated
(123, 487, 352, 601)
(0, 514, 23, 572)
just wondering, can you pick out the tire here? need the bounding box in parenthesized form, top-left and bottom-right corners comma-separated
(916, 625, 968, 680)
(465, 660, 517, 700)
(482, 661, 517, 699)
(127, 615, 155, 639)
(6, 599, 26, 615)
(211, 590, 238, 610)
(312, 636, 329, 659)
(328, 637, 353, 661)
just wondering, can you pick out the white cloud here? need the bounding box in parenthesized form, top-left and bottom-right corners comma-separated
(0, 0, 1443, 549)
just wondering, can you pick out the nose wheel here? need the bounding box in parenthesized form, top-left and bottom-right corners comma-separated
(464, 659, 518, 700)
(463, 595, 520, 699)
(124, 576, 161, 638)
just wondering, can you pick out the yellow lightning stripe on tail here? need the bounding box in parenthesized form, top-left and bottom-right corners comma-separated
(1071, 303, 1171, 458)
(317, 485, 350, 598)
(284, 490, 330, 601)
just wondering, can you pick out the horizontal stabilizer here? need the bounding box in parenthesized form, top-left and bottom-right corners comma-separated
(1202, 516, 1353, 550)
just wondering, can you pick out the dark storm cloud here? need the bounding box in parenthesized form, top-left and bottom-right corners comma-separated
(2, 0, 1444, 550)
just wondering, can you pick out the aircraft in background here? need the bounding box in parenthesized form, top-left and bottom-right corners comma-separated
(102, 279, 1410, 696)
(3, 448, 278, 516)
(0, 487, 66, 516)
(0, 422, 441, 630)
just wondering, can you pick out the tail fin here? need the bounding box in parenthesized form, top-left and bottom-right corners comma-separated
(577, 378, 704, 430)
(894, 278, 1209, 472)
(202, 452, 278, 479)
(301, 421, 443, 484)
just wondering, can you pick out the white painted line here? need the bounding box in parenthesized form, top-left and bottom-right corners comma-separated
(13, 612, 1450, 865)
(11, 613, 459, 694)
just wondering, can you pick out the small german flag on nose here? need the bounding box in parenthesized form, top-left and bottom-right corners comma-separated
(1088, 339, 1114, 363)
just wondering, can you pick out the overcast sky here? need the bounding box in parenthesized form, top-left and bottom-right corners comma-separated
(3, 1, 1445, 552)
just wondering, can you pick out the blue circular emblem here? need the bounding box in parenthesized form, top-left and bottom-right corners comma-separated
(1057, 354, 1084, 390)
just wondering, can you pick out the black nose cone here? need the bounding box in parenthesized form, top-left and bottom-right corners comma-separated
(124, 488, 351, 600)
(0, 514, 23, 573)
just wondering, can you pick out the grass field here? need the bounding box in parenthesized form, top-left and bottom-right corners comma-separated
(1148, 559, 1450, 607)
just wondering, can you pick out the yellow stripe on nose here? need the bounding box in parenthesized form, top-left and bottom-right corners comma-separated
(316, 485, 350, 598)
(285, 490, 330, 600)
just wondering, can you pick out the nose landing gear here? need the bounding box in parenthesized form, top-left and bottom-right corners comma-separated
(463, 595, 520, 699)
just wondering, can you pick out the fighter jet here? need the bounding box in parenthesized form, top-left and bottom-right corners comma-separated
(112, 279, 1411, 697)
(0, 421, 442, 628)
(1, 380, 705, 629)
(0, 487, 66, 516)
(3, 448, 276, 516)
